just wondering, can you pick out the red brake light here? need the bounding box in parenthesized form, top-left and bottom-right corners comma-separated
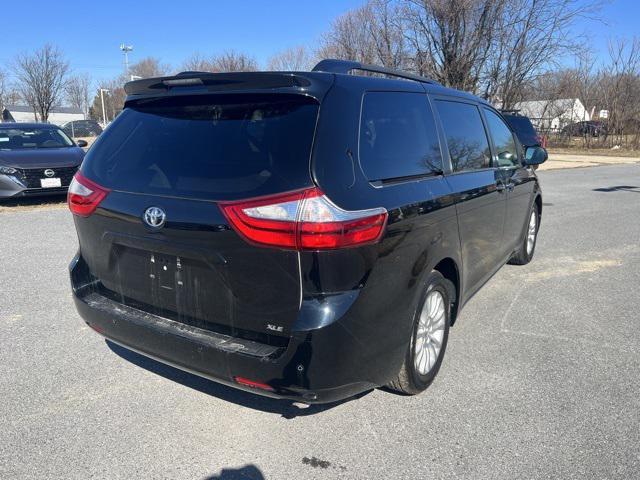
(67, 172, 110, 217)
(220, 187, 388, 250)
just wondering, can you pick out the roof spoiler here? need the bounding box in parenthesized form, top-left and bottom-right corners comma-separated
(124, 71, 317, 97)
(312, 59, 440, 85)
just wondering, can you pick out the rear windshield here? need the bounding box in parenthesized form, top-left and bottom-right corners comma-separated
(82, 94, 319, 201)
(503, 115, 538, 144)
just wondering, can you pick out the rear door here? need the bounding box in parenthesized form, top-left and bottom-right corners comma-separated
(433, 98, 507, 296)
(75, 93, 320, 340)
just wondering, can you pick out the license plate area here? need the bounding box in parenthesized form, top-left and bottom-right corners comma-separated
(106, 246, 232, 328)
(150, 253, 180, 312)
(40, 178, 61, 188)
(152, 253, 178, 291)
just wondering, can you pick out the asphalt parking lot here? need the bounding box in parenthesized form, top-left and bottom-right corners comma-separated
(1, 164, 639, 479)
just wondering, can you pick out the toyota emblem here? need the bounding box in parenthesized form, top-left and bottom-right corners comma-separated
(143, 206, 166, 229)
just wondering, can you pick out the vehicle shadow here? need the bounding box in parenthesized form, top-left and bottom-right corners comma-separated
(203, 464, 265, 480)
(0, 195, 67, 210)
(106, 340, 370, 418)
(593, 185, 640, 193)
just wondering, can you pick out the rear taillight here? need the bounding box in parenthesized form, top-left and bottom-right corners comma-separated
(220, 187, 388, 250)
(67, 172, 110, 217)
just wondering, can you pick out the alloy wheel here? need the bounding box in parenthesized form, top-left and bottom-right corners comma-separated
(526, 210, 537, 256)
(414, 290, 446, 375)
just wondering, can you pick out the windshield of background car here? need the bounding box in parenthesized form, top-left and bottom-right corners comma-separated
(0, 127, 74, 150)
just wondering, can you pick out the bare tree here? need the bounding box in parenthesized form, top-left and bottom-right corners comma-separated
(210, 51, 258, 72)
(597, 38, 640, 147)
(65, 74, 91, 116)
(12, 44, 69, 122)
(181, 53, 215, 72)
(129, 57, 170, 79)
(86, 57, 170, 122)
(317, 4, 378, 65)
(569, 50, 598, 147)
(318, 1, 407, 69)
(90, 78, 127, 123)
(484, 0, 602, 108)
(367, 0, 407, 69)
(268, 46, 312, 71)
(317, 0, 602, 100)
(181, 51, 257, 73)
(402, 0, 504, 90)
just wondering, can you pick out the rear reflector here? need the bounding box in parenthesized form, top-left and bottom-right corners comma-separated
(67, 172, 110, 217)
(234, 376, 275, 392)
(220, 187, 387, 250)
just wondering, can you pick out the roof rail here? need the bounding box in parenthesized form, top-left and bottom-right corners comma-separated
(312, 59, 439, 85)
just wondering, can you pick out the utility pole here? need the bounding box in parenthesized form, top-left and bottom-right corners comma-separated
(99, 88, 109, 126)
(120, 44, 133, 74)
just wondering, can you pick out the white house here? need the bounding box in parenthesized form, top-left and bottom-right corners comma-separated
(2, 105, 85, 126)
(512, 98, 590, 131)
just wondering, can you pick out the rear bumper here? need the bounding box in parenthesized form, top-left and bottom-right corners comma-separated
(70, 254, 380, 404)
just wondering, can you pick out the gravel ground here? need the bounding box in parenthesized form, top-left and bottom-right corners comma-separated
(1, 164, 639, 479)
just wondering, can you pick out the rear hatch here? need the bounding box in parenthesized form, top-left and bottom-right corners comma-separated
(74, 92, 320, 342)
(502, 114, 540, 147)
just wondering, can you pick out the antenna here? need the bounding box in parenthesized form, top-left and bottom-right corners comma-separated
(120, 44, 133, 74)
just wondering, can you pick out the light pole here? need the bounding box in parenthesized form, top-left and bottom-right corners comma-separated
(120, 44, 133, 74)
(99, 88, 109, 127)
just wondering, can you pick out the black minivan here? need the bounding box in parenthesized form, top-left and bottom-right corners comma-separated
(69, 60, 547, 403)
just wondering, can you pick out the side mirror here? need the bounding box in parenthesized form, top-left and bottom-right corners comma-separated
(524, 146, 547, 166)
(76, 139, 88, 148)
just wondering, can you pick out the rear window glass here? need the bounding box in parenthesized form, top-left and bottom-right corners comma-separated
(435, 100, 491, 172)
(359, 92, 442, 181)
(503, 114, 538, 145)
(82, 94, 319, 201)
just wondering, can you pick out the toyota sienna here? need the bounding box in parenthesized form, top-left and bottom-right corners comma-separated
(69, 60, 547, 403)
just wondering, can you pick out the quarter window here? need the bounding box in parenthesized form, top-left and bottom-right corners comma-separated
(359, 92, 442, 181)
(435, 100, 491, 172)
(484, 109, 519, 167)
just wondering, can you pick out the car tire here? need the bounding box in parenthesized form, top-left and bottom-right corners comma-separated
(387, 271, 453, 395)
(508, 202, 539, 265)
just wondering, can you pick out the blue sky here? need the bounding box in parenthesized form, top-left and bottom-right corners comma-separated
(1, 0, 636, 85)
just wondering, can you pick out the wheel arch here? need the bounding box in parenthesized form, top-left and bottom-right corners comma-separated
(432, 257, 460, 326)
(534, 193, 542, 218)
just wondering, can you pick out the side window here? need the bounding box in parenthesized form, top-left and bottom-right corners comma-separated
(435, 100, 491, 172)
(359, 92, 442, 181)
(484, 109, 519, 167)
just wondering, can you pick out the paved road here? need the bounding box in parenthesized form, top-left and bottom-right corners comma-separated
(1, 165, 639, 479)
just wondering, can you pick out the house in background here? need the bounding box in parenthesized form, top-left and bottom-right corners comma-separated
(1, 105, 85, 126)
(512, 98, 590, 132)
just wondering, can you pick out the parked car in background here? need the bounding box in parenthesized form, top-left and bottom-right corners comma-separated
(501, 110, 545, 148)
(69, 60, 547, 404)
(562, 120, 607, 137)
(62, 120, 103, 138)
(0, 123, 86, 199)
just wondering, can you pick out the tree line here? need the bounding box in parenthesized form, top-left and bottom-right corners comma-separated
(1, 0, 638, 147)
